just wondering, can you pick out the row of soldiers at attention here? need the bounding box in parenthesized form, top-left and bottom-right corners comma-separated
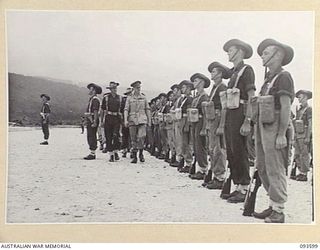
(39, 38, 312, 224)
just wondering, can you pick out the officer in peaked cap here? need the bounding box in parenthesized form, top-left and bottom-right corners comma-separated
(221, 39, 256, 203)
(124, 81, 151, 163)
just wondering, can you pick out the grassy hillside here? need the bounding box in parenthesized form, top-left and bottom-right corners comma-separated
(8, 73, 159, 126)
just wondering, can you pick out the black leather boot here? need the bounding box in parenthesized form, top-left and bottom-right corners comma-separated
(139, 149, 145, 162)
(131, 151, 137, 163)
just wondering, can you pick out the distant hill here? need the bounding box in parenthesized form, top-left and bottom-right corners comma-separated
(8, 73, 159, 126)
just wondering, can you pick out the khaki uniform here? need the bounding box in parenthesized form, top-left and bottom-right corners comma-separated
(256, 69, 295, 211)
(124, 93, 150, 152)
(294, 105, 312, 174)
(191, 92, 209, 173)
(206, 83, 227, 181)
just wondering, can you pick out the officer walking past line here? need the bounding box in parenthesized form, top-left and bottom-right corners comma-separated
(84, 83, 102, 160)
(222, 39, 256, 203)
(100, 82, 122, 162)
(176, 80, 194, 172)
(188, 73, 210, 180)
(253, 39, 295, 223)
(40, 94, 51, 145)
(120, 87, 133, 158)
(124, 81, 151, 163)
(293, 89, 312, 181)
(203, 62, 229, 189)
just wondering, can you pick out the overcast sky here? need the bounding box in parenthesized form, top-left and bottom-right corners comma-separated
(6, 11, 314, 98)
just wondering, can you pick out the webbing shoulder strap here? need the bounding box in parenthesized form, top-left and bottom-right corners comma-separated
(233, 65, 248, 89)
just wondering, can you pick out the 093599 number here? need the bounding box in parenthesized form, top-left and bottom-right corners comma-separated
(300, 244, 319, 248)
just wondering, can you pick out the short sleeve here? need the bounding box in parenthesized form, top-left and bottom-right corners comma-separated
(44, 104, 51, 113)
(145, 97, 150, 110)
(242, 66, 256, 93)
(124, 96, 130, 112)
(275, 72, 295, 101)
(306, 106, 312, 121)
(101, 96, 106, 110)
(91, 98, 100, 111)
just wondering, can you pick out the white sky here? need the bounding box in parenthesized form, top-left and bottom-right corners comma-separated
(6, 11, 314, 99)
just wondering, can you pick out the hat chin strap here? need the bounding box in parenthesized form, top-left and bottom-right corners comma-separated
(263, 48, 279, 67)
(230, 49, 240, 62)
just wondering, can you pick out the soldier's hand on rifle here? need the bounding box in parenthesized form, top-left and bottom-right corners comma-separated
(216, 126, 224, 136)
(240, 119, 251, 136)
(304, 137, 310, 145)
(92, 122, 97, 128)
(276, 134, 287, 149)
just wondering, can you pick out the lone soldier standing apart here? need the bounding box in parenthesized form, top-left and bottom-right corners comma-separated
(254, 39, 295, 223)
(293, 89, 312, 181)
(189, 73, 210, 180)
(101, 82, 122, 162)
(205, 62, 229, 189)
(124, 81, 151, 163)
(40, 94, 51, 145)
(84, 83, 102, 160)
(222, 39, 256, 203)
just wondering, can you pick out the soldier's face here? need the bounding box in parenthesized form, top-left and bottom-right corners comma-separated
(193, 78, 204, 89)
(227, 46, 239, 62)
(168, 94, 173, 101)
(89, 87, 95, 95)
(211, 68, 222, 81)
(261, 46, 281, 67)
(41, 97, 47, 103)
(298, 94, 308, 104)
(181, 85, 187, 94)
(111, 87, 117, 94)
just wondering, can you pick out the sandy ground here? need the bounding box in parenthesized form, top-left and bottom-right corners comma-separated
(7, 127, 313, 224)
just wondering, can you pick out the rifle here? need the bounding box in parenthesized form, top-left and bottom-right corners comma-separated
(220, 166, 231, 198)
(290, 159, 297, 180)
(243, 170, 261, 216)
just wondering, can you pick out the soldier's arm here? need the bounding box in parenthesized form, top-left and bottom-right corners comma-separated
(145, 98, 151, 125)
(276, 95, 291, 149)
(306, 108, 312, 143)
(124, 97, 129, 125)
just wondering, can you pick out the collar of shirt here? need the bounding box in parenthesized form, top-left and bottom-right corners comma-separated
(265, 67, 283, 83)
(232, 61, 245, 73)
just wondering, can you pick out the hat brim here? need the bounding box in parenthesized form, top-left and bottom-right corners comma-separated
(130, 81, 141, 87)
(257, 39, 294, 66)
(190, 73, 210, 88)
(87, 83, 102, 94)
(223, 39, 253, 59)
(208, 62, 231, 79)
(40, 94, 50, 101)
(296, 90, 312, 99)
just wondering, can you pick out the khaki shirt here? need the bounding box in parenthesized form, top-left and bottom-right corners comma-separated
(124, 93, 150, 125)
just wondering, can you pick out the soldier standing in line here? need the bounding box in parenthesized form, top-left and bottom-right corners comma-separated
(158, 93, 169, 160)
(84, 83, 102, 160)
(176, 80, 194, 172)
(153, 97, 162, 158)
(124, 81, 151, 163)
(221, 39, 256, 203)
(163, 90, 175, 163)
(149, 98, 158, 156)
(120, 87, 132, 158)
(166, 88, 177, 164)
(204, 62, 229, 189)
(253, 39, 295, 223)
(169, 84, 182, 167)
(100, 82, 122, 162)
(188, 73, 210, 180)
(293, 90, 312, 181)
(40, 94, 51, 145)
